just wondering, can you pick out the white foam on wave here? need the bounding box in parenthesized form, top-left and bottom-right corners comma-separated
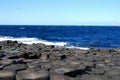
(0, 36, 89, 50)
(66, 45, 89, 50)
(0, 36, 67, 46)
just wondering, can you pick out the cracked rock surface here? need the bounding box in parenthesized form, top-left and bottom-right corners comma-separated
(0, 41, 120, 80)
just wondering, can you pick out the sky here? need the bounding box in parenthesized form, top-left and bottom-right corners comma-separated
(0, 0, 120, 25)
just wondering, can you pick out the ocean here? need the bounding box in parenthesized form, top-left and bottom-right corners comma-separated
(0, 25, 120, 50)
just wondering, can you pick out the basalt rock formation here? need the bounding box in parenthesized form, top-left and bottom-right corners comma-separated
(0, 41, 119, 80)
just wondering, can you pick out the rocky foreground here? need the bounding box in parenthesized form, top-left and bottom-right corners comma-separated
(0, 41, 119, 80)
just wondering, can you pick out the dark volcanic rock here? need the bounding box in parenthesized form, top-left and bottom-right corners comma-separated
(0, 65, 3, 70)
(8, 55, 20, 59)
(0, 51, 6, 58)
(0, 41, 119, 80)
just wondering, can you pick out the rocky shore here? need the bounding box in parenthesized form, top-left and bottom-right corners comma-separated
(0, 40, 119, 80)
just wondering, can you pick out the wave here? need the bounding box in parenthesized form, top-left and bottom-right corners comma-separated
(0, 36, 67, 46)
(65, 45, 89, 50)
(0, 36, 89, 50)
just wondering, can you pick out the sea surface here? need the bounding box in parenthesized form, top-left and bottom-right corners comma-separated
(0, 25, 120, 50)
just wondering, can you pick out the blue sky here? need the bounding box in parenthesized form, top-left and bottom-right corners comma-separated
(0, 0, 120, 25)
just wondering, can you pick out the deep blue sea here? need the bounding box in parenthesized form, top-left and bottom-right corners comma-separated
(0, 25, 120, 49)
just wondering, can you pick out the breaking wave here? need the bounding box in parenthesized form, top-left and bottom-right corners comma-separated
(0, 36, 89, 50)
(0, 36, 67, 46)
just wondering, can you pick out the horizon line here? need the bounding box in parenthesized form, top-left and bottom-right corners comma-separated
(0, 24, 120, 26)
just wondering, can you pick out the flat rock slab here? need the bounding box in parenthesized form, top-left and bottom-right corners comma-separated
(51, 66, 77, 77)
(0, 70, 15, 80)
(0, 65, 3, 70)
(79, 74, 105, 80)
(16, 69, 49, 80)
(50, 74, 70, 80)
(4, 64, 27, 72)
(0, 59, 14, 66)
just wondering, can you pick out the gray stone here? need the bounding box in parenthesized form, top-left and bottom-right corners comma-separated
(91, 69, 105, 75)
(50, 74, 69, 80)
(79, 74, 105, 80)
(4, 64, 27, 72)
(0, 70, 15, 80)
(51, 66, 76, 77)
(16, 69, 49, 80)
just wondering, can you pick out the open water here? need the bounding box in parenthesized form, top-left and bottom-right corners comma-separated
(0, 25, 120, 49)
